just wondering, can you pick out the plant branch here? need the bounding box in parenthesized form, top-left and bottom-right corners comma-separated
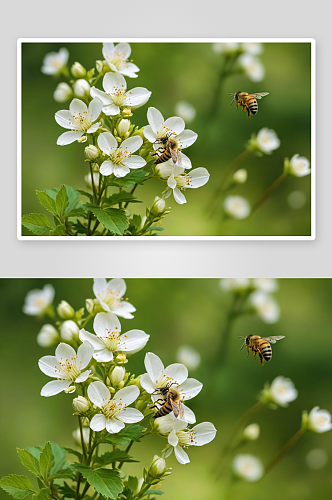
(251, 172, 287, 215)
(264, 428, 305, 475)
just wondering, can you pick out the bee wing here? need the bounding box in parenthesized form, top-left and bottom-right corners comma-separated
(178, 401, 184, 419)
(170, 399, 180, 418)
(261, 336, 285, 344)
(177, 150, 182, 166)
(170, 148, 179, 164)
(248, 92, 269, 99)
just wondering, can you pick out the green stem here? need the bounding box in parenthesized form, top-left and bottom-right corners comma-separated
(209, 53, 237, 119)
(78, 416, 87, 462)
(89, 162, 97, 201)
(251, 172, 287, 215)
(81, 313, 94, 329)
(215, 294, 240, 368)
(118, 440, 134, 470)
(265, 428, 305, 475)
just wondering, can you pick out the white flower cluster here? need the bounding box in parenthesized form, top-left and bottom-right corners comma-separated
(212, 42, 265, 82)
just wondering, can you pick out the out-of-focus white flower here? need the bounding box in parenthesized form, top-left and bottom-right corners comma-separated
(241, 43, 263, 55)
(93, 278, 136, 319)
(102, 42, 139, 78)
(249, 290, 280, 323)
(238, 53, 265, 82)
(41, 47, 69, 75)
(212, 42, 239, 55)
(37, 324, 59, 347)
(223, 195, 251, 220)
(57, 300, 75, 319)
(252, 278, 278, 293)
(61, 320, 79, 342)
(220, 278, 251, 292)
(242, 423, 260, 441)
(306, 449, 328, 469)
(164, 165, 210, 205)
(38, 342, 93, 397)
(55, 98, 102, 146)
(303, 407, 332, 434)
(97, 132, 146, 177)
(140, 352, 202, 424)
(232, 454, 263, 482)
(176, 345, 201, 371)
(73, 396, 90, 413)
(71, 62, 86, 78)
(261, 376, 298, 407)
(175, 101, 196, 123)
(74, 79, 91, 98)
(248, 128, 280, 156)
(288, 191, 306, 209)
(72, 426, 90, 446)
(53, 82, 73, 103)
(23, 284, 55, 316)
(88, 381, 143, 433)
(285, 154, 311, 177)
(232, 168, 247, 184)
(79, 311, 149, 363)
(84, 172, 100, 190)
(158, 415, 216, 465)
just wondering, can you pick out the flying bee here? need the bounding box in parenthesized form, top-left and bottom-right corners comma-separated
(153, 133, 182, 166)
(151, 383, 184, 419)
(239, 334, 285, 366)
(229, 91, 269, 118)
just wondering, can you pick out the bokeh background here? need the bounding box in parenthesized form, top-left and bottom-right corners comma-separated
(0, 278, 331, 500)
(21, 41, 312, 236)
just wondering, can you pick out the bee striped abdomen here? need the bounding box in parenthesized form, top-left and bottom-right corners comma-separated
(153, 401, 172, 418)
(155, 149, 171, 164)
(260, 341, 272, 361)
(247, 97, 258, 115)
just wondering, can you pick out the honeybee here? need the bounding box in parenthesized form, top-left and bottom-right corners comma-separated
(239, 334, 285, 366)
(229, 91, 269, 118)
(151, 384, 184, 419)
(153, 134, 182, 166)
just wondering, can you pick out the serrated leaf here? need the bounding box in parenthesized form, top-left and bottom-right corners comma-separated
(63, 447, 82, 460)
(144, 226, 164, 232)
(124, 476, 138, 493)
(56, 185, 69, 217)
(65, 208, 87, 219)
(48, 469, 75, 481)
(103, 192, 142, 206)
(93, 450, 138, 467)
(64, 185, 79, 212)
(16, 449, 40, 477)
(57, 482, 76, 499)
(70, 465, 123, 499)
(32, 488, 52, 500)
(22, 214, 53, 235)
(39, 442, 54, 480)
(89, 206, 129, 235)
(26, 447, 42, 460)
(49, 224, 67, 236)
(49, 443, 67, 474)
(71, 220, 88, 235)
(130, 214, 142, 229)
(77, 190, 93, 202)
(36, 191, 57, 215)
(112, 170, 147, 188)
(0, 475, 36, 499)
(104, 424, 144, 445)
(144, 490, 164, 496)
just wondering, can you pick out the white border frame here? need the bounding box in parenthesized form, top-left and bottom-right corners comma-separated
(17, 38, 316, 241)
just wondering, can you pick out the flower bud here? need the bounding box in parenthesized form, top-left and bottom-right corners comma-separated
(73, 427, 90, 446)
(73, 396, 90, 413)
(242, 423, 260, 441)
(247, 128, 280, 156)
(284, 154, 311, 177)
(260, 376, 298, 407)
(85, 298, 95, 314)
(117, 119, 131, 138)
(78, 136, 87, 143)
(302, 407, 332, 433)
(60, 320, 79, 341)
(74, 79, 90, 98)
(149, 456, 167, 478)
(65, 386, 76, 394)
(116, 354, 128, 364)
(110, 366, 126, 387)
(71, 62, 87, 78)
(57, 300, 75, 319)
(84, 172, 100, 190)
(84, 145, 99, 160)
(150, 196, 167, 217)
(37, 324, 59, 347)
(122, 108, 132, 118)
(96, 60, 104, 73)
(233, 168, 247, 184)
(53, 82, 73, 103)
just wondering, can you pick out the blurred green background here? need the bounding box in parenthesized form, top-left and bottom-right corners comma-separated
(21, 42, 311, 236)
(0, 278, 331, 500)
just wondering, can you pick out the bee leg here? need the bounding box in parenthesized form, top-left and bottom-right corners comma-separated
(247, 108, 251, 119)
(259, 353, 264, 366)
(246, 346, 250, 358)
(242, 105, 246, 114)
(254, 351, 257, 360)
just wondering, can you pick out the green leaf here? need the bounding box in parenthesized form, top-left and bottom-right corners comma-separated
(103, 192, 142, 206)
(22, 214, 53, 235)
(57, 482, 76, 499)
(124, 476, 138, 492)
(64, 185, 79, 213)
(36, 191, 57, 215)
(49, 443, 67, 474)
(104, 424, 144, 445)
(93, 450, 139, 467)
(65, 208, 87, 219)
(63, 447, 82, 460)
(144, 226, 164, 232)
(55, 185, 69, 217)
(16, 449, 40, 477)
(49, 225, 67, 236)
(70, 465, 123, 499)
(130, 214, 142, 229)
(48, 469, 75, 481)
(71, 220, 88, 235)
(0, 475, 36, 499)
(39, 442, 54, 480)
(144, 490, 164, 496)
(32, 488, 52, 500)
(26, 447, 42, 460)
(88, 206, 129, 235)
(112, 170, 147, 188)
(77, 190, 93, 202)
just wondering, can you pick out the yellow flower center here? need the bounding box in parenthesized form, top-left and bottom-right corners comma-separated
(58, 356, 81, 381)
(70, 111, 91, 132)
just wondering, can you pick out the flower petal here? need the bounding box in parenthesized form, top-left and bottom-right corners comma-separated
(164, 117, 185, 135)
(38, 355, 62, 377)
(119, 136, 143, 154)
(94, 312, 121, 337)
(176, 129, 198, 149)
(103, 104, 121, 116)
(125, 88, 151, 108)
(98, 132, 117, 155)
(181, 404, 196, 424)
(93, 278, 107, 294)
(79, 329, 105, 350)
(55, 342, 76, 361)
(102, 43, 115, 60)
(140, 374, 155, 393)
(173, 188, 187, 205)
(86, 122, 101, 134)
(106, 418, 125, 434)
(147, 107, 164, 135)
(90, 414, 106, 431)
(118, 408, 144, 423)
(121, 62, 139, 77)
(55, 110, 77, 129)
(118, 330, 149, 353)
(94, 348, 114, 363)
(164, 363, 188, 385)
(77, 341, 94, 369)
(114, 385, 140, 406)
(143, 125, 157, 143)
(167, 174, 177, 190)
(179, 152, 192, 170)
(41, 380, 70, 397)
(70, 98, 87, 115)
(89, 97, 103, 121)
(115, 42, 131, 59)
(190, 422, 217, 446)
(90, 86, 112, 105)
(75, 370, 91, 383)
(103, 72, 127, 94)
(121, 155, 146, 169)
(178, 378, 203, 400)
(144, 352, 164, 384)
(106, 278, 126, 297)
(57, 131, 83, 146)
(100, 160, 115, 176)
(111, 300, 136, 318)
(88, 381, 111, 408)
(113, 165, 131, 178)
(186, 168, 210, 189)
(168, 429, 179, 447)
(174, 445, 190, 464)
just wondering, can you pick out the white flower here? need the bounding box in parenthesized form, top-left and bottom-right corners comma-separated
(212, 42, 239, 55)
(306, 449, 328, 469)
(252, 278, 278, 293)
(307, 407, 332, 433)
(233, 168, 247, 184)
(223, 195, 251, 220)
(158, 416, 216, 465)
(219, 278, 251, 292)
(73, 426, 90, 446)
(23, 284, 55, 316)
(37, 324, 59, 347)
(73, 396, 90, 413)
(84, 172, 100, 190)
(249, 290, 280, 323)
(93, 278, 136, 319)
(38, 342, 93, 397)
(61, 320, 79, 342)
(286, 154, 311, 177)
(55, 98, 102, 146)
(241, 43, 263, 55)
(174, 101, 196, 123)
(102, 42, 139, 78)
(232, 454, 263, 482)
(176, 345, 201, 371)
(88, 381, 143, 433)
(90, 72, 151, 116)
(238, 53, 265, 82)
(41, 47, 69, 75)
(243, 424, 260, 441)
(164, 165, 210, 205)
(143, 107, 197, 166)
(140, 352, 202, 424)
(74, 79, 90, 98)
(79, 311, 149, 363)
(253, 128, 280, 155)
(262, 376, 298, 407)
(97, 132, 145, 177)
(54, 82, 73, 103)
